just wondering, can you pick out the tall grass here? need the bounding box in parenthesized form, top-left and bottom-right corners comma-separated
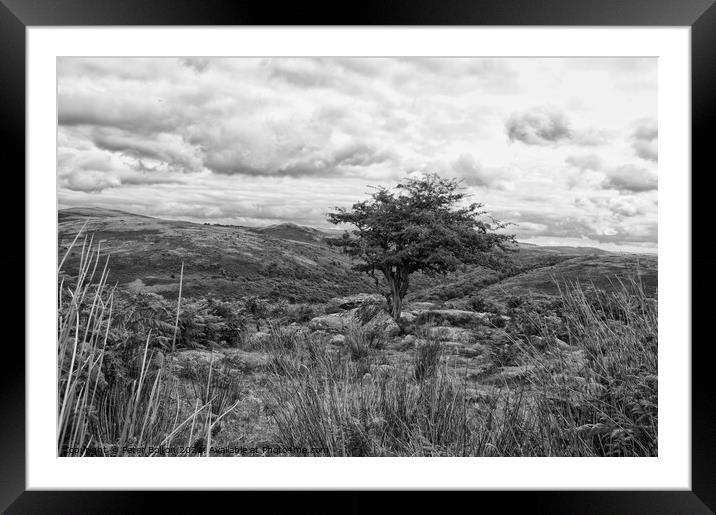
(262, 277, 657, 457)
(57, 233, 115, 455)
(57, 231, 240, 456)
(519, 278, 658, 456)
(261, 325, 475, 456)
(58, 228, 657, 457)
(413, 328, 443, 382)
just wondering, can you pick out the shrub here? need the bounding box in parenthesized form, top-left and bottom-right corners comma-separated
(110, 293, 246, 351)
(486, 333, 521, 367)
(488, 312, 507, 328)
(284, 303, 316, 323)
(57, 231, 240, 457)
(244, 295, 270, 330)
(506, 295, 523, 309)
(506, 298, 567, 341)
(467, 294, 502, 314)
(413, 334, 443, 382)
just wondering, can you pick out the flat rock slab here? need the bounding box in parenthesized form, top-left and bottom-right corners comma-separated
(308, 312, 348, 332)
(441, 341, 486, 357)
(326, 293, 386, 312)
(427, 326, 475, 343)
(480, 364, 537, 386)
(172, 348, 270, 375)
(309, 307, 401, 337)
(222, 349, 271, 372)
(414, 309, 491, 327)
(403, 301, 443, 311)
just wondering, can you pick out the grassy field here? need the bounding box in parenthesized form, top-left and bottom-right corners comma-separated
(57, 209, 657, 457)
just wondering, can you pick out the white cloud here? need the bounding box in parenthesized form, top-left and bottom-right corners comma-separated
(603, 164, 658, 193)
(57, 57, 658, 251)
(630, 118, 658, 162)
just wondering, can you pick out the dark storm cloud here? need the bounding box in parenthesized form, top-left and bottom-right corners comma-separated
(57, 142, 189, 193)
(631, 119, 658, 162)
(603, 164, 657, 193)
(506, 107, 610, 147)
(58, 90, 181, 133)
(91, 128, 204, 173)
(332, 143, 396, 168)
(60, 168, 183, 193)
(506, 108, 572, 145)
(204, 142, 395, 178)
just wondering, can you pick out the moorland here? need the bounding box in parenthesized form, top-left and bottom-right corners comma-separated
(57, 207, 658, 457)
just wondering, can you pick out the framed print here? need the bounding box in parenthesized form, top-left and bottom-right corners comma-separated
(3, 0, 715, 512)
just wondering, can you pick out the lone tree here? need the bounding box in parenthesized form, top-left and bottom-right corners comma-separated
(327, 173, 516, 321)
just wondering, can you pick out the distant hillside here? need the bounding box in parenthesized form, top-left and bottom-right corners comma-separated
(480, 253, 657, 300)
(250, 223, 330, 244)
(57, 207, 657, 303)
(58, 207, 374, 302)
(516, 243, 609, 256)
(58, 207, 156, 222)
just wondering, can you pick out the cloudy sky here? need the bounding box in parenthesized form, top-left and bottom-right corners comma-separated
(57, 57, 657, 252)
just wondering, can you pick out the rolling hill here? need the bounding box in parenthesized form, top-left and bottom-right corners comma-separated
(57, 207, 657, 303)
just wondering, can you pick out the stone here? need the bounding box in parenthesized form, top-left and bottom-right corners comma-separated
(171, 348, 270, 375)
(402, 334, 417, 346)
(554, 338, 571, 350)
(441, 341, 485, 357)
(171, 349, 220, 377)
(427, 326, 475, 343)
(399, 312, 417, 324)
(492, 364, 536, 384)
(564, 349, 588, 371)
(329, 334, 346, 346)
(362, 309, 401, 337)
(174, 349, 215, 367)
(308, 312, 351, 332)
(309, 306, 400, 338)
(326, 293, 385, 312)
(388, 336, 415, 351)
(527, 335, 546, 349)
(403, 301, 442, 311)
(223, 349, 270, 372)
(441, 341, 465, 355)
(415, 309, 490, 327)
(248, 331, 272, 347)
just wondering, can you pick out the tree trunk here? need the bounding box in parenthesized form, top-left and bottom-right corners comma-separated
(390, 278, 402, 320)
(385, 267, 409, 321)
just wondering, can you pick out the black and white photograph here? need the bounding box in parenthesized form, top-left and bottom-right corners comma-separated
(56, 56, 658, 458)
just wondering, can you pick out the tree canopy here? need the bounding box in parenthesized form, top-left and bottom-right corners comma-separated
(327, 173, 516, 320)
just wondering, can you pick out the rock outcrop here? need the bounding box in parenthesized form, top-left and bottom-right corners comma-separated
(325, 293, 386, 313)
(309, 304, 400, 337)
(413, 309, 491, 327)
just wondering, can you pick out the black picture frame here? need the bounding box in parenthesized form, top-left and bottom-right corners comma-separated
(3, 0, 713, 512)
